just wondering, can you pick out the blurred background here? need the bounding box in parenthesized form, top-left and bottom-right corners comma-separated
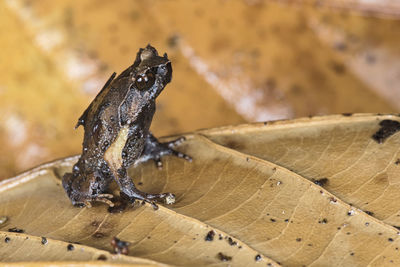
(1, 0, 400, 179)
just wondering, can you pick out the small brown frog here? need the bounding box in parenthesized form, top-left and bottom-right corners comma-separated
(62, 45, 191, 209)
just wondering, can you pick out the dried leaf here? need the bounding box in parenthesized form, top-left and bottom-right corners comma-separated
(2, 115, 400, 266)
(202, 114, 400, 226)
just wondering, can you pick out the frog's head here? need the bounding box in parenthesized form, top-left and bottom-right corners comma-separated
(130, 44, 172, 99)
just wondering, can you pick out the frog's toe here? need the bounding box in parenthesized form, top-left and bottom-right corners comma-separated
(153, 156, 163, 169)
(165, 136, 186, 148)
(146, 192, 176, 208)
(150, 147, 191, 169)
(171, 150, 192, 162)
(94, 194, 115, 207)
(129, 190, 176, 210)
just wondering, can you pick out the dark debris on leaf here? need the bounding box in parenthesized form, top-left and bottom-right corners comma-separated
(313, 178, 329, 187)
(372, 120, 400, 144)
(217, 252, 232, 262)
(205, 230, 215, 241)
(227, 237, 237, 246)
(8, 227, 24, 233)
(111, 237, 130, 255)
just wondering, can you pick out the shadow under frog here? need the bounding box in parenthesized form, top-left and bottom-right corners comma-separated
(63, 45, 191, 209)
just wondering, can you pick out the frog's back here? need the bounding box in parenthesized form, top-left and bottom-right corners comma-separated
(79, 72, 133, 161)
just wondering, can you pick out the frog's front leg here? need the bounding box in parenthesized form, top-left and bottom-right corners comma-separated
(137, 133, 192, 169)
(113, 168, 175, 210)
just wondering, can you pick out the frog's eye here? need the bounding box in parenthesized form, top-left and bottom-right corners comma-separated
(134, 72, 155, 90)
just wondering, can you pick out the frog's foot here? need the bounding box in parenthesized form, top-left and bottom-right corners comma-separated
(127, 189, 176, 210)
(141, 134, 192, 169)
(82, 194, 115, 208)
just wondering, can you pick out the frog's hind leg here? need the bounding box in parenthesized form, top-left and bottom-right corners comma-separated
(137, 133, 192, 169)
(113, 168, 175, 210)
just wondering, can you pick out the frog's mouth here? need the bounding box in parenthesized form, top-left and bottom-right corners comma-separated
(150, 61, 172, 99)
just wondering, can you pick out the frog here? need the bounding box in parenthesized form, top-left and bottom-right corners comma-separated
(62, 45, 191, 209)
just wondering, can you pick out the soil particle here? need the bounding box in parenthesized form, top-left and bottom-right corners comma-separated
(205, 230, 215, 242)
(318, 218, 328, 224)
(111, 237, 130, 255)
(227, 237, 237, 246)
(217, 252, 232, 262)
(97, 254, 107, 261)
(372, 120, 400, 144)
(313, 178, 329, 186)
(8, 227, 24, 233)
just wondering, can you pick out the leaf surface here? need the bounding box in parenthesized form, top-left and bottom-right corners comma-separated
(1, 115, 400, 266)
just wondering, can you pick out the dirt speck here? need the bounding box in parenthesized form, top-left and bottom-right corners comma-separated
(347, 210, 355, 216)
(365, 210, 374, 216)
(8, 227, 24, 233)
(205, 230, 215, 241)
(227, 237, 237, 246)
(41, 237, 48, 245)
(372, 120, 400, 144)
(97, 254, 107, 261)
(67, 244, 74, 251)
(217, 252, 232, 262)
(255, 254, 262, 261)
(111, 237, 130, 255)
(318, 218, 328, 224)
(313, 178, 329, 186)
(4, 237, 10, 243)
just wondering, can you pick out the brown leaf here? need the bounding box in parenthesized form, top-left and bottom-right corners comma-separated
(202, 114, 400, 227)
(2, 116, 400, 266)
